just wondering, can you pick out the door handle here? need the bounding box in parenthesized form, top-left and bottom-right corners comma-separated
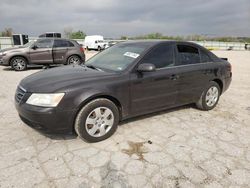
(203, 70, 213, 75)
(170, 74, 179, 80)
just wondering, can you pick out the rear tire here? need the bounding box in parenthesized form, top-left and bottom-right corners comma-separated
(98, 46, 101, 51)
(67, 55, 81, 65)
(10, 57, 27, 71)
(196, 81, 221, 111)
(75, 98, 119, 142)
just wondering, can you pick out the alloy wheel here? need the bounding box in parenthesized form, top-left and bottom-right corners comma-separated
(85, 107, 114, 137)
(12, 58, 26, 70)
(205, 86, 219, 107)
(68, 56, 81, 65)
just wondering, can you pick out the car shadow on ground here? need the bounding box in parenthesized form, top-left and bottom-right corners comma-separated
(37, 104, 195, 141)
(2, 65, 62, 71)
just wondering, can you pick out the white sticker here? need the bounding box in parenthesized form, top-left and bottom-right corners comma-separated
(124, 52, 140, 59)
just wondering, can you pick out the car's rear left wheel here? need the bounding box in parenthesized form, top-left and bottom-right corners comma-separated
(67, 55, 81, 65)
(75, 98, 119, 142)
(196, 81, 221, 110)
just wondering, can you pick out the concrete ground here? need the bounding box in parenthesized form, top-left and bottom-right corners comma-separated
(0, 50, 250, 188)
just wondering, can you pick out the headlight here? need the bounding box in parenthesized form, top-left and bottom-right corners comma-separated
(26, 93, 65, 107)
(0, 52, 6, 56)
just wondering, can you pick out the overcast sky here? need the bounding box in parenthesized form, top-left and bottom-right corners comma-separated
(0, 0, 249, 38)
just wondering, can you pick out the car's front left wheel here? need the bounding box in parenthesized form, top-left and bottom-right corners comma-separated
(74, 98, 119, 142)
(10, 56, 27, 71)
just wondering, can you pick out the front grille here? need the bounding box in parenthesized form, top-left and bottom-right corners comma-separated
(15, 86, 26, 103)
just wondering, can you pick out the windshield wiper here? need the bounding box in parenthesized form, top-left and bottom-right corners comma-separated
(85, 65, 103, 71)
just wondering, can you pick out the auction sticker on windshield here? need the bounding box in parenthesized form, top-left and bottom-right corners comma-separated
(124, 52, 140, 59)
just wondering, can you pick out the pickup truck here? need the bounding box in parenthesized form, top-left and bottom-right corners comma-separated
(0, 38, 85, 71)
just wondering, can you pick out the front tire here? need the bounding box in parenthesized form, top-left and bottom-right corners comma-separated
(196, 81, 221, 111)
(10, 57, 27, 71)
(75, 98, 119, 142)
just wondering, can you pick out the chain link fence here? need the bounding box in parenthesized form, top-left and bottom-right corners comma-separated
(0, 37, 248, 51)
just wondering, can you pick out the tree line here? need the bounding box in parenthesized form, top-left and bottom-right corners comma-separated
(1, 27, 250, 43)
(120, 33, 250, 43)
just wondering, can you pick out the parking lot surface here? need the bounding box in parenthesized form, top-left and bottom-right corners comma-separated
(0, 51, 250, 188)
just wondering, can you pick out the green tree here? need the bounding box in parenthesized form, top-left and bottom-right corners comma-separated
(120, 36, 128, 40)
(70, 30, 86, 39)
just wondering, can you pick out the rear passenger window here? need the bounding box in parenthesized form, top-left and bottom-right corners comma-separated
(35, 39, 53, 48)
(53, 40, 74, 48)
(200, 50, 212, 63)
(177, 45, 200, 65)
(141, 44, 174, 69)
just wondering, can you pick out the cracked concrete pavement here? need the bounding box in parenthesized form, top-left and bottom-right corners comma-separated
(0, 51, 250, 188)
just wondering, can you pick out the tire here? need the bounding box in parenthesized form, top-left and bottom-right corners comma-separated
(67, 55, 81, 65)
(98, 46, 101, 51)
(10, 56, 27, 71)
(75, 98, 119, 142)
(196, 81, 221, 111)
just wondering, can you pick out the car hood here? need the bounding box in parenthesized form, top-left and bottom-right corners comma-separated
(20, 65, 116, 93)
(0, 46, 27, 53)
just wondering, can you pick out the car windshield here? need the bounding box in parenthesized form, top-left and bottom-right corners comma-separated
(85, 42, 149, 72)
(22, 41, 36, 48)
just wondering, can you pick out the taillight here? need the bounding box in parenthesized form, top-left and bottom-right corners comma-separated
(80, 47, 84, 53)
(228, 63, 232, 72)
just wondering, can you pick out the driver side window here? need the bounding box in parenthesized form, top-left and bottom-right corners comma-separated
(35, 39, 53, 48)
(140, 44, 174, 69)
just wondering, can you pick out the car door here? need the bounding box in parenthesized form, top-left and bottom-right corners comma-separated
(175, 43, 216, 104)
(53, 39, 71, 64)
(130, 43, 180, 115)
(29, 39, 53, 64)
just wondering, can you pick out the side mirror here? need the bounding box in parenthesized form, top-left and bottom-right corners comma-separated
(137, 63, 156, 72)
(32, 45, 38, 50)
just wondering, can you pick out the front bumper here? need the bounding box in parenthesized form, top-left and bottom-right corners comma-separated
(0, 56, 8, 66)
(15, 100, 76, 134)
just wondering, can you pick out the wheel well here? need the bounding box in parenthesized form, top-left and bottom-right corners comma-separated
(212, 79, 223, 93)
(67, 54, 82, 61)
(9, 55, 29, 66)
(72, 95, 123, 133)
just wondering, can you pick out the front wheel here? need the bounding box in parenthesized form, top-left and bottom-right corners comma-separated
(67, 55, 81, 65)
(10, 57, 27, 71)
(74, 98, 119, 142)
(196, 81, 221, 111)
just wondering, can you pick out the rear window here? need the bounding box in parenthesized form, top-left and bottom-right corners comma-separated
(177, 45, 200, 65)
(200, 50, 213, 63)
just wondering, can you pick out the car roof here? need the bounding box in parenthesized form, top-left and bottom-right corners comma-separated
(120, 40, 199, 47)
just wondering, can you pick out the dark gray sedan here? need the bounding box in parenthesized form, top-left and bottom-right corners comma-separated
(15, 41, 232, 142)
(0, 38, 85, 71)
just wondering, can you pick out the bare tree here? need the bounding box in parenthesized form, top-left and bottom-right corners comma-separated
(1, 28, 13, 37)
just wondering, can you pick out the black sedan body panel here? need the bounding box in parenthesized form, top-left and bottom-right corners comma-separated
(15, 41, 232, 134)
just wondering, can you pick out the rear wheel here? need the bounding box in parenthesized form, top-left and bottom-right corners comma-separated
(67, 55, 81, 65)
(196, 81, 221, 110)
(75, 98, 119, 142)
(10, 57, 27, 71)
(98, 46, 101, 51)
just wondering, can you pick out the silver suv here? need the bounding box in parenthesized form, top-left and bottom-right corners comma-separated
(0, 38, 85, 71)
